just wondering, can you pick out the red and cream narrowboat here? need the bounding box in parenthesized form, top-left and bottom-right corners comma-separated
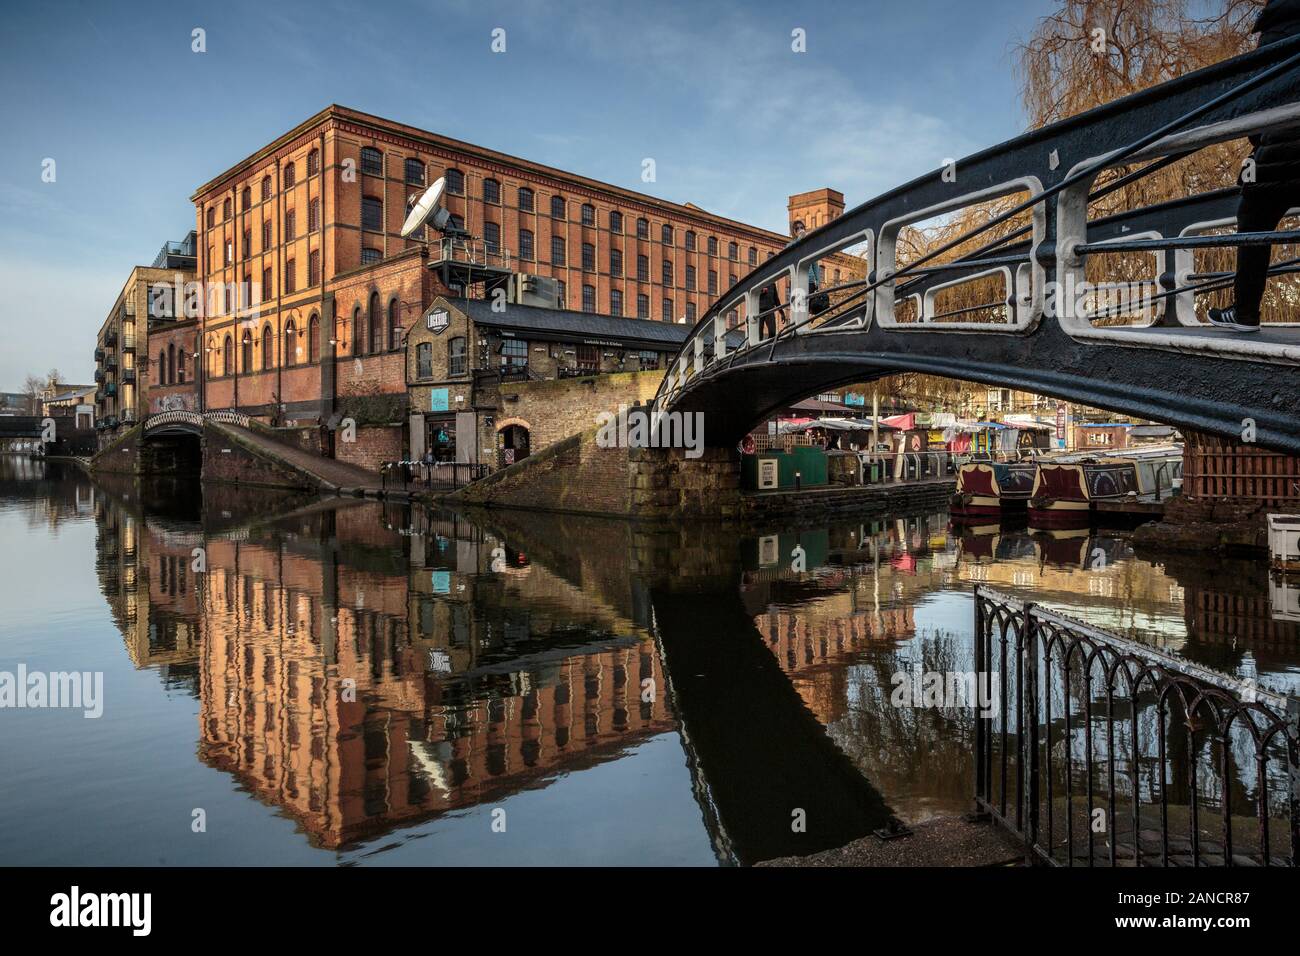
(950, 459, 1038, 518)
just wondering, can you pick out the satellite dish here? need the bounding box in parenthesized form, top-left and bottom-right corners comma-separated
(401, 177, 452, 238)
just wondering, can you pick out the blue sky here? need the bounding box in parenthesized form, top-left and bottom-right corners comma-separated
(0, 0, 1058, 388)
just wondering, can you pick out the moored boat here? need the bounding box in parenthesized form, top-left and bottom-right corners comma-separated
(1028, 444, 1182, 527)
(950, 459, 1038, 518)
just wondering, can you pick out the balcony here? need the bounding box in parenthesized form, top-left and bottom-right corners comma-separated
(105, 357, 117, 371)
(151, 232, 197, 270)
(105, 383, 117, 397)
(94, 369, 105, 383)
(105, 330, 117, 347)
(122, 333, 135, 351)
(94, 348, 104, 363)
(122, 368, 136, 383)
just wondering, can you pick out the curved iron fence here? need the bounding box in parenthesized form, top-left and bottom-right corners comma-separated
(974, 585, 1299, 867)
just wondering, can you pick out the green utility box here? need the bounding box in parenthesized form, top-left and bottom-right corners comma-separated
(741, 446, 828, 491)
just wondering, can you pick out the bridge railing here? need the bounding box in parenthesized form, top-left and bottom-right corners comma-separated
(656, 36, 1300, 412)
(974, 585, 1300, 866)
(143, 410, 251, 432)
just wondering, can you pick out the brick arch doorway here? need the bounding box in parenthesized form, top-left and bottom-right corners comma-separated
(496, 418, 531, 468)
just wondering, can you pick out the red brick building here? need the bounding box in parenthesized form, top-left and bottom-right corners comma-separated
(189, 105, 835, 437)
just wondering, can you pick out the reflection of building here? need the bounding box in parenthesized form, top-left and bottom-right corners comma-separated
(86, 491, 678, 850)
(92, 487, 202, 673)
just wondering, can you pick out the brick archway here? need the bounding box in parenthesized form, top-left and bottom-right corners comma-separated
(495, 417, 532, 433)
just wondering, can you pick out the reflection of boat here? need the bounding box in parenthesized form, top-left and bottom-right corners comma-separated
(1028, 445, 1182, 527)
(950, 460, 1037, 517)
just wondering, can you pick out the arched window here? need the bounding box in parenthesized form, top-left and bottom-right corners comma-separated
(551, 236, 565, 266)
(485, 221, 500, 256)
(405, 158, 424, 185)
(222, 335, 232, 376)
(241, 186, 251, 210)
(352, 306, 363, 356)
(222, 197, 232, 219)
(261, 176, 272, 201)
(707, 236, 718, 255)
(260, 324, 273, 370)
(445, 168, 464, 194)
(636, 217, 649, 239)
(308, 314, 319, 363)
(728, 241, 738, 260)
(177, 351, 185, 384)
(167, 344, 176, 385)
(581, 203, 595, 226)
(307, 149, 320, 176)
(309, 198, 320, 232)
(518, 186, 534, 211)
(550, 195, 565, 219)
(284, 162, 296, 188)
(241, 330, 253, 372)
(685, 230, 696, 251)
(609, 210, 623, 233)
(483, 178, 501, 204)
(661, 223, 673, 245)
(368, 292, 381, 355)
(157, 350, 166, 385)
(748, 246, 758, 265)
(283, 319, 297, 367)
(387, 298, 400, 351)
(519, 227, 534, 261)
(360, 147, 383, 176)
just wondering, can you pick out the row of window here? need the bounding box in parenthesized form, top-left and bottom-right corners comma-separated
(155, 344, 187, 386)
(211, 150, 323, 225)
(350, 294, 403, 355)
(213, 316, 322, 376)
(221, 202, 323, 265)
(210, 145, 765, 269)
(413, 337, 662, 379)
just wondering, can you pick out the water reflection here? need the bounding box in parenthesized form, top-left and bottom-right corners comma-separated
(3, 456, 1298, 865)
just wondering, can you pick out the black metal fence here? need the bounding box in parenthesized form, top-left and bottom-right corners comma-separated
(974, 585, 1300, 866)
(380, 460, 489, 493)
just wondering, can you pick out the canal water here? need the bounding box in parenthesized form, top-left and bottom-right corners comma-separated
(1, 457, 1295, 866)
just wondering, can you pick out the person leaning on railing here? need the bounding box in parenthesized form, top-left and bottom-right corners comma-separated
(1208, 0, 1300, 333)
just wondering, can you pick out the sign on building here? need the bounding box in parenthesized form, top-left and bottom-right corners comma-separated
(426, 309, 450, 334)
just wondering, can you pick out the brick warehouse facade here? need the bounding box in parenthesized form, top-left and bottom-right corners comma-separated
(188, 105, 847, 441)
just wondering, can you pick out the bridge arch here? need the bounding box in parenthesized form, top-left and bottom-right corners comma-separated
(655, 37, 1300, 455)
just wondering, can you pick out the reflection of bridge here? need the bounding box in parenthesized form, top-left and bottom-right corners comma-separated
(656, 39, 1300, 453)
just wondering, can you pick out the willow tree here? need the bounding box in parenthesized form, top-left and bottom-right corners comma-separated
(1017, 0, 1289, 322)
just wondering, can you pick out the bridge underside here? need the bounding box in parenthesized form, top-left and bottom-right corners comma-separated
(671, 322, 1300, 455)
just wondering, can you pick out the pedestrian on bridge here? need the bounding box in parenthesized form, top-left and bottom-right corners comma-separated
(1209, 0, 1300, 333)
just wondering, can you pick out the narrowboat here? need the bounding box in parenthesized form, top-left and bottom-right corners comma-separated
(1028, 445, 1182, 527)
(950, 459, 1038, 518)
